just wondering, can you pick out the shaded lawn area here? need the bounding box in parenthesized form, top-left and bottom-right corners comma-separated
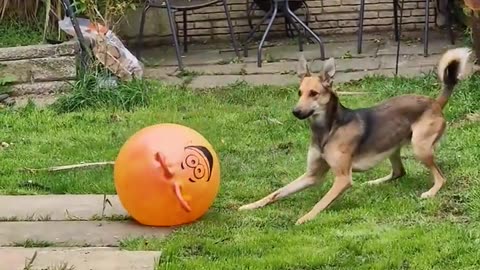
(0, 21, 43, 48)
(1, 75, 480, 269)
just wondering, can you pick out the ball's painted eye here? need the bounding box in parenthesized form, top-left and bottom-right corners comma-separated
(297, 90, 302, 97)
(194, 165, 206, 179)
(309, 91, 319, 97)
(185, 155, 199, 168)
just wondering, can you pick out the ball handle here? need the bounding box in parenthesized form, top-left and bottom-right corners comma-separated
(154, 151, 192, 213)
(154, 152, 173, 178)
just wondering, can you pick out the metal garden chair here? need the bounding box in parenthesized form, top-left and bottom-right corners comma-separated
(357, 0, 455, 56)
(136, 0, 241, 70)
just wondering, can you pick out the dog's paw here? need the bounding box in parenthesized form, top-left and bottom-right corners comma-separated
(295, 214, 315, 225)
(420, 191, 435, 199)
(238, 203, 257, 211)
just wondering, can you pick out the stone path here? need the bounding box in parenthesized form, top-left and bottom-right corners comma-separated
(0, 247, 160, 270)
(141, 31, 459, 89)
(0, 195, 172, 269)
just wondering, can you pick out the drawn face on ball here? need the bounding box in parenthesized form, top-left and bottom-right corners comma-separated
(181, 145, 214, 183)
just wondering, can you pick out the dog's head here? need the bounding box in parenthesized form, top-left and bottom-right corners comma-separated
(292, 55, 336, 120)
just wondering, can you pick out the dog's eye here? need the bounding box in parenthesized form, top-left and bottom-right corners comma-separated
(309, 91, 319, 97)
(298, 90, 302, 97)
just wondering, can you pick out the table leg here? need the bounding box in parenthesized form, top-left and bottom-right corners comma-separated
(284, 7, 303, 52)
(243, 5, 274, 57)
(285, 0, 325, 60)
(257, 1, 279, 67)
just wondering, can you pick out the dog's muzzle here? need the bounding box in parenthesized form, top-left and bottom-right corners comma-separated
(292, 108, 313, 119)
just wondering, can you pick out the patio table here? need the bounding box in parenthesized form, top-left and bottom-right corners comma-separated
(242, 0, 326, 67)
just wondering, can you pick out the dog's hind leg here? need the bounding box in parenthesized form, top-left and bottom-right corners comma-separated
(238, 146, 330, 211)
(365, 148, 406, 185)
(411, 113, 447, 198)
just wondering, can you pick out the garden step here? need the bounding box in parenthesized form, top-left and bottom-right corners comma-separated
(0, 247, 160, 270)
(0, 195, 127, 221)
(0, 56, 76, 84)
(0, 41, 77, 62)
(0, 221, 172, 247)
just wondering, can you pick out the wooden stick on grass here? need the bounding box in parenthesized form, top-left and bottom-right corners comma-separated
(23, 161, 115, 173)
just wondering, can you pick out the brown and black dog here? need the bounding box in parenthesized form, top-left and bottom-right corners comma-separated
(239, 47, 472, 225)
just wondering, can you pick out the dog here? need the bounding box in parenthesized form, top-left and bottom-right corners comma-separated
(238, 47, 472, 225)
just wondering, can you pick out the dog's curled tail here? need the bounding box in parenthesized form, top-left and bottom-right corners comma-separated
(437, 47, 472, 108)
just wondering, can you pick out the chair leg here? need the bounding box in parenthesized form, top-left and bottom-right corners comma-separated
(424, 0, 430, 57)
(247, 1, 256, 30)
(303, 1, 310, 28)
(393, 0, 399, 41)
(285, 17, 292, 38)
(165, 2, 184, 70)
(135, 3, 150, 58)
(357, 0, 365, 54)
(183, 10, 188, 53)
(223, 0, 241, 58)
(302, 1, 314, 43)
(285, 0, 325, 59)
(257, 1, 278, 67)
(395, 0, 404, 75)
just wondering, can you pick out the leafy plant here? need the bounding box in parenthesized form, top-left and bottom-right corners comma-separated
(0, 0, 140, 42)
(52, 69, 154, 113)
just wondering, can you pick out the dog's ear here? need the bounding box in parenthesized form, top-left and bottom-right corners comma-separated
(323, 57, 336, 78)
(297, 54, 311, 78)
(320, 57, 336, 85)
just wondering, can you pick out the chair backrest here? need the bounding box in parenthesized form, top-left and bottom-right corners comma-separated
(149, 0, 223, 10)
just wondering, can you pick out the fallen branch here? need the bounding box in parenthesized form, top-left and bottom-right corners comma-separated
(336, 91, 368, 95)
(23, 161, 115, 173)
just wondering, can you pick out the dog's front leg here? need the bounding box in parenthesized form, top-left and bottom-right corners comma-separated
(295, 172, 352, 225)
(238, 145, 329, 211)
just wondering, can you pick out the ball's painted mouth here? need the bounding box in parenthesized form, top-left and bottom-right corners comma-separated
(154, 151, 192, 212)
(173, 182, 192, 212)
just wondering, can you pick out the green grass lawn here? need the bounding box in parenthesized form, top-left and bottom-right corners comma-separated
(1, 75, 480, 269)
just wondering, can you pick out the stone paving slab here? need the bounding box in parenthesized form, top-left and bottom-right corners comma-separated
(263, 40, 379, 61)
(376, 38, 456, 56)
(143, 39, 380, 68)
(189, 75, 244, 89)
(164, 56, 382, 79)
(379, 54, 442, 69)
(143, 68, 183, 85)
(243, 57, 381, 75)
(187, 63, 438, 89)
(142, 47, 237, 67)
(0, 221, 172, 247)
(334, 66, 437, 83)
(0, 247, 160, 270)
(184, 63, 246, 75)
(140, 30, 460, 89)
(189, 74, 300, 89)
(0, 195, 127, 221)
